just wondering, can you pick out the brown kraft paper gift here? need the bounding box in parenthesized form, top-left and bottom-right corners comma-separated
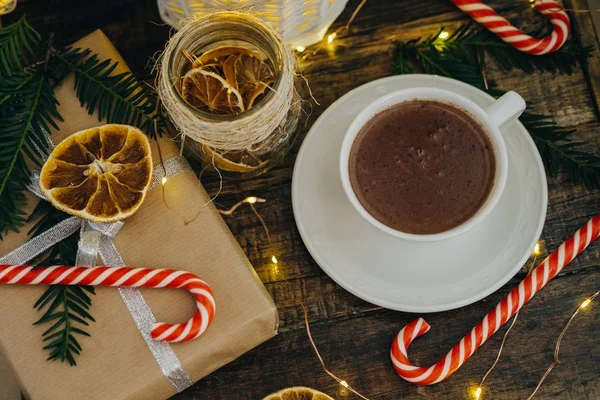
(0, 30, 278, 400)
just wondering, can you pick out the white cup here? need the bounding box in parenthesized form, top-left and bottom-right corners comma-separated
(339, 88, 525, 241)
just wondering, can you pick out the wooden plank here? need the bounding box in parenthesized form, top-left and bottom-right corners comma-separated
(568, 0, 600, 119)
(266, 275, 382, 331)
(173, 271, 600, 399)
(542, 123, 600, 261)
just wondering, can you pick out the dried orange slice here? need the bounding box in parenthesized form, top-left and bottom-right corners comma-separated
(234, 53, 275, 109)
(263, 386, 335, 400)
(191, 45, 261, 69)
(235, 53, 275, 92)
(201, 145, 268, 173)
(222, 54, 239, 87)
(182, 68, 245, 115)
(39, 124, 152, 223)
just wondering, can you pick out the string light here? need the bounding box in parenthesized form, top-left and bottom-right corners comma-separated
(271, 255, 278, 264)
(525, 290, 599, 399)
(340, 380, 349, 388)
(533, 242, 541, 255)
(161, 177, 168, 185)
(581, 298, 591, 308)
(434, 30, 451, 52)
(299, 0, 367, 59)
(218, 196, 266, 216)
(474, 386, 482, 399)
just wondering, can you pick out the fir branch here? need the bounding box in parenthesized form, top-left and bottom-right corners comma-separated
(51, 47, 165, 138)
(428, 22, 591, 75)
(28, 201, 95, 366)
(521, 113, 600, 187)
(0, 39, 61, 238)
(393, 25, 599, 188)
(0, 15, 40, 76)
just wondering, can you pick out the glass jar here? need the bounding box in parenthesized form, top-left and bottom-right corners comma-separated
(165, 13, 302, 179)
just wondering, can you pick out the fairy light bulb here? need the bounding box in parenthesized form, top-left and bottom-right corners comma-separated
(246, 196, 257, 204)
(296, 46, 306, 52)
(327, 32, 337, 43)
(340, 380, 349, 388)
(161, 177, 168, 185)
(533, 242, 540, 255)
(271, 255, 278, 264)
(581, 299, 591, 308)
(439, 30, 450, 39)
(474, 387, 482, 399)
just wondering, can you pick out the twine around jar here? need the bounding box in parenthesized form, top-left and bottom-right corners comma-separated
(157, 12, 296, 152)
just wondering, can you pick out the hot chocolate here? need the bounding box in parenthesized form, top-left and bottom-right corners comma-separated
(348, 99, 496, 234)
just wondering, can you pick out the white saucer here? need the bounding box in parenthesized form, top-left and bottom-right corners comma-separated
(292, 75, 547, 313)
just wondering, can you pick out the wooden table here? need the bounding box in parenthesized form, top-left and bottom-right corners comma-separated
(5, 1, 599, 399)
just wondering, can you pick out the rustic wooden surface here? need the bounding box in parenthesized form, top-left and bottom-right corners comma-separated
(4, 0, 600, 399)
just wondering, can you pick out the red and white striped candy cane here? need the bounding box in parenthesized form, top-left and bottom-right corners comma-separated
(391, 214, 600, 385)
(0, 265, 216, 343)
(450, 0, 570, 55)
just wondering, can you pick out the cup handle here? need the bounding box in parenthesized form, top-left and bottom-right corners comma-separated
(484, 91, 526, 132)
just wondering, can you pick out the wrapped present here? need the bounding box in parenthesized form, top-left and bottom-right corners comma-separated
(0, 30, 278, 400)
(0, 354, 19, 399)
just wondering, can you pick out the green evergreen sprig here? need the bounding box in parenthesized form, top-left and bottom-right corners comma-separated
(394, 24, 599, 188)
(28, 201, 94, 366)
(52, 47, 165, 139)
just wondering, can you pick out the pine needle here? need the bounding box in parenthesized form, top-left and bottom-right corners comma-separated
(0, 16, 40, 77)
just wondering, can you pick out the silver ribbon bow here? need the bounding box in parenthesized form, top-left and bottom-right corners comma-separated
(0, 156, 195, 392)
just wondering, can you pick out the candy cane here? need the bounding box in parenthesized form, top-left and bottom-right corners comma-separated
(0, 265, 216, 343)
(450, 0, 570, 55)
(391, 214, 600, 385)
